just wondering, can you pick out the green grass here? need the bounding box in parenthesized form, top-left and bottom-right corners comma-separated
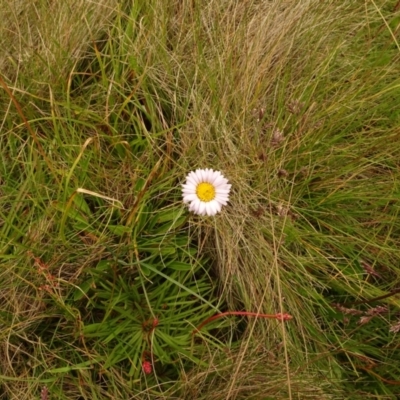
(1, 0, 400, 398)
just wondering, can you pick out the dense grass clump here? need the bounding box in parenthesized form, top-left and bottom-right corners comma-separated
(1, 0, 400, 399)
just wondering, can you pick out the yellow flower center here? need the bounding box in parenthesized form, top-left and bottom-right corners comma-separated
(196, 182, 216, 202)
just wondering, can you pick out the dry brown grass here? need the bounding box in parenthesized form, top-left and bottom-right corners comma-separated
(0, 0, 119, 87)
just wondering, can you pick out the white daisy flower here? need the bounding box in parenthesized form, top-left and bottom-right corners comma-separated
(182, 168, 231, 216)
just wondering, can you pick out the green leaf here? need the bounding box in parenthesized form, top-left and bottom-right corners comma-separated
(73, 278, 94, 301)
(166, 261, 192, 271)
(108, 224, 132, 236)
(48, 359, 99, 373)
(118, 260, 219, 312)
(96, 259, 112, 271)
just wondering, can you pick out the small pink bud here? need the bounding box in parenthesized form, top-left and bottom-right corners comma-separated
(142, 360, 152, 374)
(41, 386, 49, 400)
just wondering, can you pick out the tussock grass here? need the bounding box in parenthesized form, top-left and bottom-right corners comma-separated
(1, 0, 400, 398)
(0, 0, 119, 88)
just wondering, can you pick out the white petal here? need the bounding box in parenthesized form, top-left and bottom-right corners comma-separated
(182, 192, 196, 199)
(210, 171, 222, 184)
(216, 183, 231, 190)
(213, 175, 228, 187)
(215, 195, 230, 202)
(189, 171, 201, 184)
(182, 189, 196, 197)
(198, 201, 206, 215)
(186, 177, 198, 187)
(182, 191, 196, 198)
(216, 195, 229, 201)
(214, 201, 222, 212)
(182, 183, 196, 191)
(200, 169, 208, 182)
(206, 201, 218, 216)
(205, 204, 214, 216)
(215, 188, 231, 194)
(183, 193, 198, 203)
(204, 169, 211, 182)
(189, 199, 201, 213)
(216, 198, 229, 205)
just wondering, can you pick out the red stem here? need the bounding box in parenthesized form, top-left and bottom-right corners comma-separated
(194, 311, 292, 334)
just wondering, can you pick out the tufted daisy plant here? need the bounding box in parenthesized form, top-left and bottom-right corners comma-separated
(182, 168, 231, 216)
